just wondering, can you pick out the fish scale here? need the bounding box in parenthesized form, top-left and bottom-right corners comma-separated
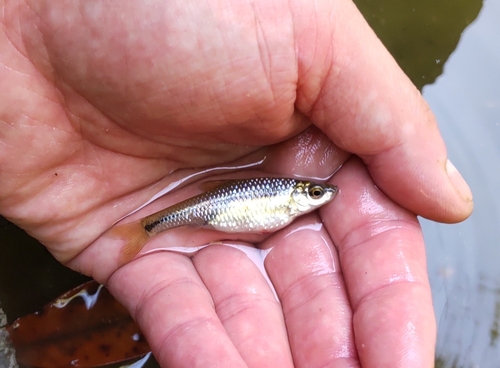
(111, 177, 338, 263)
(142, 178, 334, 235)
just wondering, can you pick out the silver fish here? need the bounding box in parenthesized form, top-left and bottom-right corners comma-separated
(111, 177, 338, 262)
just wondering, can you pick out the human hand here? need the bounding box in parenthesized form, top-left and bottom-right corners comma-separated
(0, 0, 472, 367)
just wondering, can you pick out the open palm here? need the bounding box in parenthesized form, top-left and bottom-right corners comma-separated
(0, 0, 472, 367)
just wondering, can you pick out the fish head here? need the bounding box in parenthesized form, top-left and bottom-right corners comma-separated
(290, 181, 339, 214)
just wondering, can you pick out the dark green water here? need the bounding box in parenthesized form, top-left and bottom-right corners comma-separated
(355, 0, 482, 90)
(0, 1, 485, 367)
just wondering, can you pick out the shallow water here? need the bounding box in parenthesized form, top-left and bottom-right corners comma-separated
(422, 0, 500, 365)
(0, 1, 495, 367)
(355, 0, 483, 90)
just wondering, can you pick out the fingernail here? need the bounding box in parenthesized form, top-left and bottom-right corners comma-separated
(446, 159, 473, 202)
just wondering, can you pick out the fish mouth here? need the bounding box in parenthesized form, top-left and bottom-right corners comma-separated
(326, 184, 339, 197)
(324, 185, 339, 203)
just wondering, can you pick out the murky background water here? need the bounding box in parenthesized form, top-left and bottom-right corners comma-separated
(422, 0, 500, 365)
(1, 0, 497, 367)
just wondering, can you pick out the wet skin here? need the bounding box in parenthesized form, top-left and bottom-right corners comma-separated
(0, 1, 473, 367)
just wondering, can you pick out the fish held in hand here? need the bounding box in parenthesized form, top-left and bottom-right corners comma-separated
(109, 178, 338, 263)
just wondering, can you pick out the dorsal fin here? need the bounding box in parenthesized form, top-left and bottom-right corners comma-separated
(198, 179, 237, 192)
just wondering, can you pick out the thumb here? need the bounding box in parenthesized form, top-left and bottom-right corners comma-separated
(292, 0, 472, 222)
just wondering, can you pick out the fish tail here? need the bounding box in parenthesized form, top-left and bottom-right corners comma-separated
(107, 221, 151, 264)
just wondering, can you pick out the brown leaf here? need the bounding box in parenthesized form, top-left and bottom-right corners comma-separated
(7, 281, 150, 367)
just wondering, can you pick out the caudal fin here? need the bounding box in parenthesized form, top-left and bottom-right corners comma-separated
(107, 221, 151, 265)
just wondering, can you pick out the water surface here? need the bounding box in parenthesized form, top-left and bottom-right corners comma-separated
(423, 0, 500, 365)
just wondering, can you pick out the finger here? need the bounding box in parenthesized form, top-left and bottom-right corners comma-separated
(263, 215, 359, 368)
(107, 253, 247, 368)
(321, 158, 436, 368)
(70, 127, 346, 278)
(193, 244, 294, 368)
(291, 0, 473, 222)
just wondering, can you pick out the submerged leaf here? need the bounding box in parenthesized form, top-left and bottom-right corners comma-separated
(7, 281, 150, 367)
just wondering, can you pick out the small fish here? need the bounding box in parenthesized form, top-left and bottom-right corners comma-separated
(110, 177, 338, 263)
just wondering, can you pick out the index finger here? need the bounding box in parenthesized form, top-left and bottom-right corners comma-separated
(291, 0, 473, 222)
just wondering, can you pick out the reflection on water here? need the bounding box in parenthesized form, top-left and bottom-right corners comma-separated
(354, 0, 482, 90)
(0, 1, 492, 367)
(423, 0, 500, 366)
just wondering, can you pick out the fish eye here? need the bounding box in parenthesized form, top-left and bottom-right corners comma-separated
(308, 186, 324, 199)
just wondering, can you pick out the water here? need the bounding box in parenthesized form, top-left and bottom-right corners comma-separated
(355, 0, 483, 89)
(422, 0, 500, 365)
